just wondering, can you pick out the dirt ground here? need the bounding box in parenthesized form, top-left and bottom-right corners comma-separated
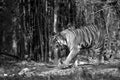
(0, 55, 120, 80)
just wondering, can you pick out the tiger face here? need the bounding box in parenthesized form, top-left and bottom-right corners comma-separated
(50, 33, 67, 49)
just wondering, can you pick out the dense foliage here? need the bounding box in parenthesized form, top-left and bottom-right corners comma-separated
(0, 0, 120, 62)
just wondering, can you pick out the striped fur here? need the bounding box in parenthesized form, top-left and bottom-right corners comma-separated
(52, 25, 105, 66)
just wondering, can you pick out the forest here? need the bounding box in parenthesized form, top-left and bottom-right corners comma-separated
(1, 0, 120, 80)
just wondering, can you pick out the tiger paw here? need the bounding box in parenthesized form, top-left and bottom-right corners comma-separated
(57, 63, 73, 69)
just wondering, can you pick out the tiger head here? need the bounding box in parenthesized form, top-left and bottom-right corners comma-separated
(49, 33, 68, 63)
(50, 33, 67, 50)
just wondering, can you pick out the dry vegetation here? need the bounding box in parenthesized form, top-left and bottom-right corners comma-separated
(1, 56, 120, 80)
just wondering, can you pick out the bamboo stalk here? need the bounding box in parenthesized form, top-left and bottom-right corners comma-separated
(41, 0, 45, 61)
(53, 0, 58, 33)
(44, 0, 47, 62)
(37, 0, 42, 61)
(106, 8, 111, 50)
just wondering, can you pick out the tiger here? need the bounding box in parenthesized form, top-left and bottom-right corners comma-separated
(51, 25, 105, 68)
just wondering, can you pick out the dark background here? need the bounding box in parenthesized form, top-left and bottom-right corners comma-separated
(0, 0, 120, 62)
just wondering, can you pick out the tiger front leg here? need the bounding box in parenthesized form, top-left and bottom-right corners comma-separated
(58, 47, 79, 69)
(54, 48, 59, 65)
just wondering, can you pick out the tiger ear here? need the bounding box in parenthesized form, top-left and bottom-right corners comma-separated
(50, 32, 57, 42)
(51, 32, 57, 36)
